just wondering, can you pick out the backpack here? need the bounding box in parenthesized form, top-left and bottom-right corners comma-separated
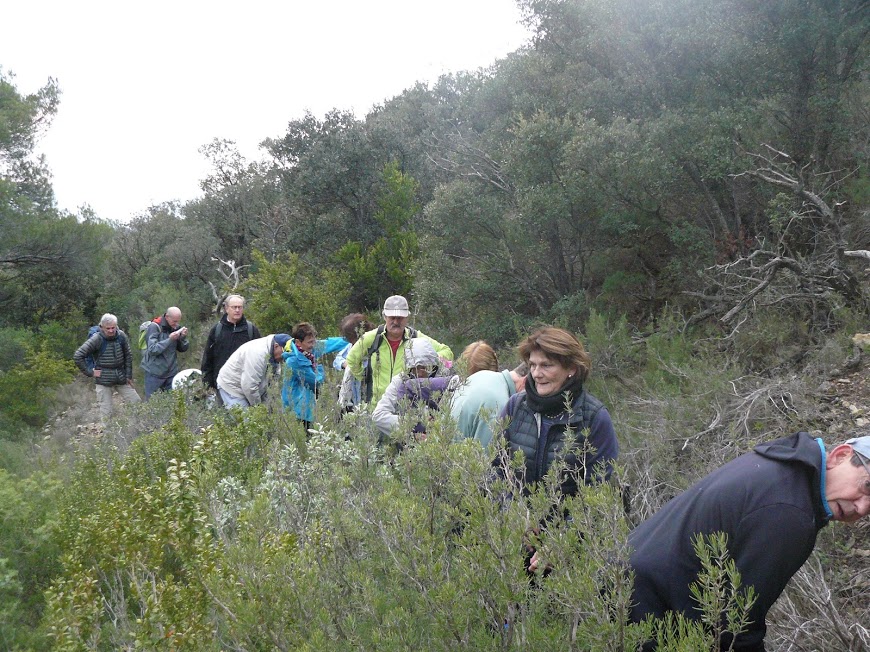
(362, 324, 417, 403)
(212, 320, 254, 345)
(84, 325, 102, 372)
(138, 315, 162, 350)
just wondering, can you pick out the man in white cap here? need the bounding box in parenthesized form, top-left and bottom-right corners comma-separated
(629, 432, 870, 651)
(345, 295, 453, 404)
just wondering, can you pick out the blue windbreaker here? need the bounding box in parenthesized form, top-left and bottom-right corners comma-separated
(281, 337, 347, 422)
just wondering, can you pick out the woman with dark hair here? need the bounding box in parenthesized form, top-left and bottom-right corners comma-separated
(495, 326, 618, 496)
(281, 322, 347, 431)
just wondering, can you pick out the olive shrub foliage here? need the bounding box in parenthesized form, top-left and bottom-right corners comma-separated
(41, 389, 759, 651)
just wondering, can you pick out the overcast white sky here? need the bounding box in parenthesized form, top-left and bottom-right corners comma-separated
(2, 1, 531, 221)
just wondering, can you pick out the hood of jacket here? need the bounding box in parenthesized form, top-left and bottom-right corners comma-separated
(754, 431, 823, 468)
(404, 339, 439, 369)
(754, 431, 829, 524)
(159, 314, 180, 333)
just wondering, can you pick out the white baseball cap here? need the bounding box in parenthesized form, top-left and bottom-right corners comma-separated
(383, 295, 410, 317)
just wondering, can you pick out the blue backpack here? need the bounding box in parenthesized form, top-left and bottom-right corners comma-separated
(84, 325, 103, 373)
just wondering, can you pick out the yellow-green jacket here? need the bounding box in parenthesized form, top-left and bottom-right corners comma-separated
(346, 325, 453, 404)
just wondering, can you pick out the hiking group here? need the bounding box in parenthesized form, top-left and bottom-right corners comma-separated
(73, 293, 870, 650)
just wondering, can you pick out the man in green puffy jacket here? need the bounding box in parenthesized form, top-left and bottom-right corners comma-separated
(346, 295, 453, 405)
(73, 313, 140, 423)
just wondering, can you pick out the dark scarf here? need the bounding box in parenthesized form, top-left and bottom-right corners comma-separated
(524, 373, 584, 416)
(297, 343, 317, 369)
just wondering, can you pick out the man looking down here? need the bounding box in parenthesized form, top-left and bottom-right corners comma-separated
(629, 432, 870, 651)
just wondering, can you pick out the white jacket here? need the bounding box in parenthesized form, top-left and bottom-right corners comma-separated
(217, 335, 276, 405)
(371, 373, 406, 436)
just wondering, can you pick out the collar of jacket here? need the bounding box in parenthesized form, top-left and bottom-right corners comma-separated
(220, 314, 247, 328)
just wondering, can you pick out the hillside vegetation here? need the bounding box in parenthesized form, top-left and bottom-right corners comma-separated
(1, 0, 868, 649)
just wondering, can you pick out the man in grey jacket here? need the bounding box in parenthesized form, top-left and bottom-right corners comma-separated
(73, 313, 140, 423)
(141, 306, 190, 399)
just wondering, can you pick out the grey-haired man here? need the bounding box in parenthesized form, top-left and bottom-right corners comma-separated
(629, 432, 870, 651)
(201, 294, 261, 404)
(73, 313, 140, 423)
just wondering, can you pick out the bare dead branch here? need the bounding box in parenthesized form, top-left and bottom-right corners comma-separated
(693, 146, 866, 327)
(844, 250, 870, 261)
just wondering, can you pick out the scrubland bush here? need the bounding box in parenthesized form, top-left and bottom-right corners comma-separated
(240, 250, 349, 335)
(35, 385, 774, 651)
(0, 328, 32, 372)
(581, 313, 742, 519)
(0, 468, 63, 649)
(0, 343, 76, 441)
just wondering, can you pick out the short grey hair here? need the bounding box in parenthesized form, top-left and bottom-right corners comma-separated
(224, 294, 246, 307)
(100, 313, 118, 326)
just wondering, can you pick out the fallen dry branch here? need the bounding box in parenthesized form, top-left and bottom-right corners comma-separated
(689, 146, 866, 327)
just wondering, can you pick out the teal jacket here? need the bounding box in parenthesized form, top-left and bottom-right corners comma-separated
(450, 369, 517, 447)
(281, 337, 347, 422)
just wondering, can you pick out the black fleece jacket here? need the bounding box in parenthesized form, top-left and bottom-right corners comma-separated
(629, 432, 830, 651)
(200, 315, 260, 389)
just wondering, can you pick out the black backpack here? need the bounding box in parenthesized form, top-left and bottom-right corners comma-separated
(362, 324, 417, 403)
(213, 320, 254, 343)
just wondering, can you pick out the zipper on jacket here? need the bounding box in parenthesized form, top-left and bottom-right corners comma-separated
(533, 404, 587, 484)
(534, 413, 548, 481)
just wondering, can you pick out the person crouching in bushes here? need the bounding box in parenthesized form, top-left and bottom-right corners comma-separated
(372, 338, 458, 443)
(492, 326, 619, 573)
(281, 322, 348, 432)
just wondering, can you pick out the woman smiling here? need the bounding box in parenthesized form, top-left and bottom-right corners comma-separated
(495, 326, 618, 498)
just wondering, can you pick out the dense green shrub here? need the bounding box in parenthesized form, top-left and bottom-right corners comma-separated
(38, 392, 772, 650)
(0, 468, 63, 650)
(0, 328, 32, 374)
(241, 250, 349, 334)
(0, 344, 76, 440)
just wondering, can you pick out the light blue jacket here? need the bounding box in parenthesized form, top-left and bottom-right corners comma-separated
(282, 337, 347, 422)
(450, 369, 517, 446)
